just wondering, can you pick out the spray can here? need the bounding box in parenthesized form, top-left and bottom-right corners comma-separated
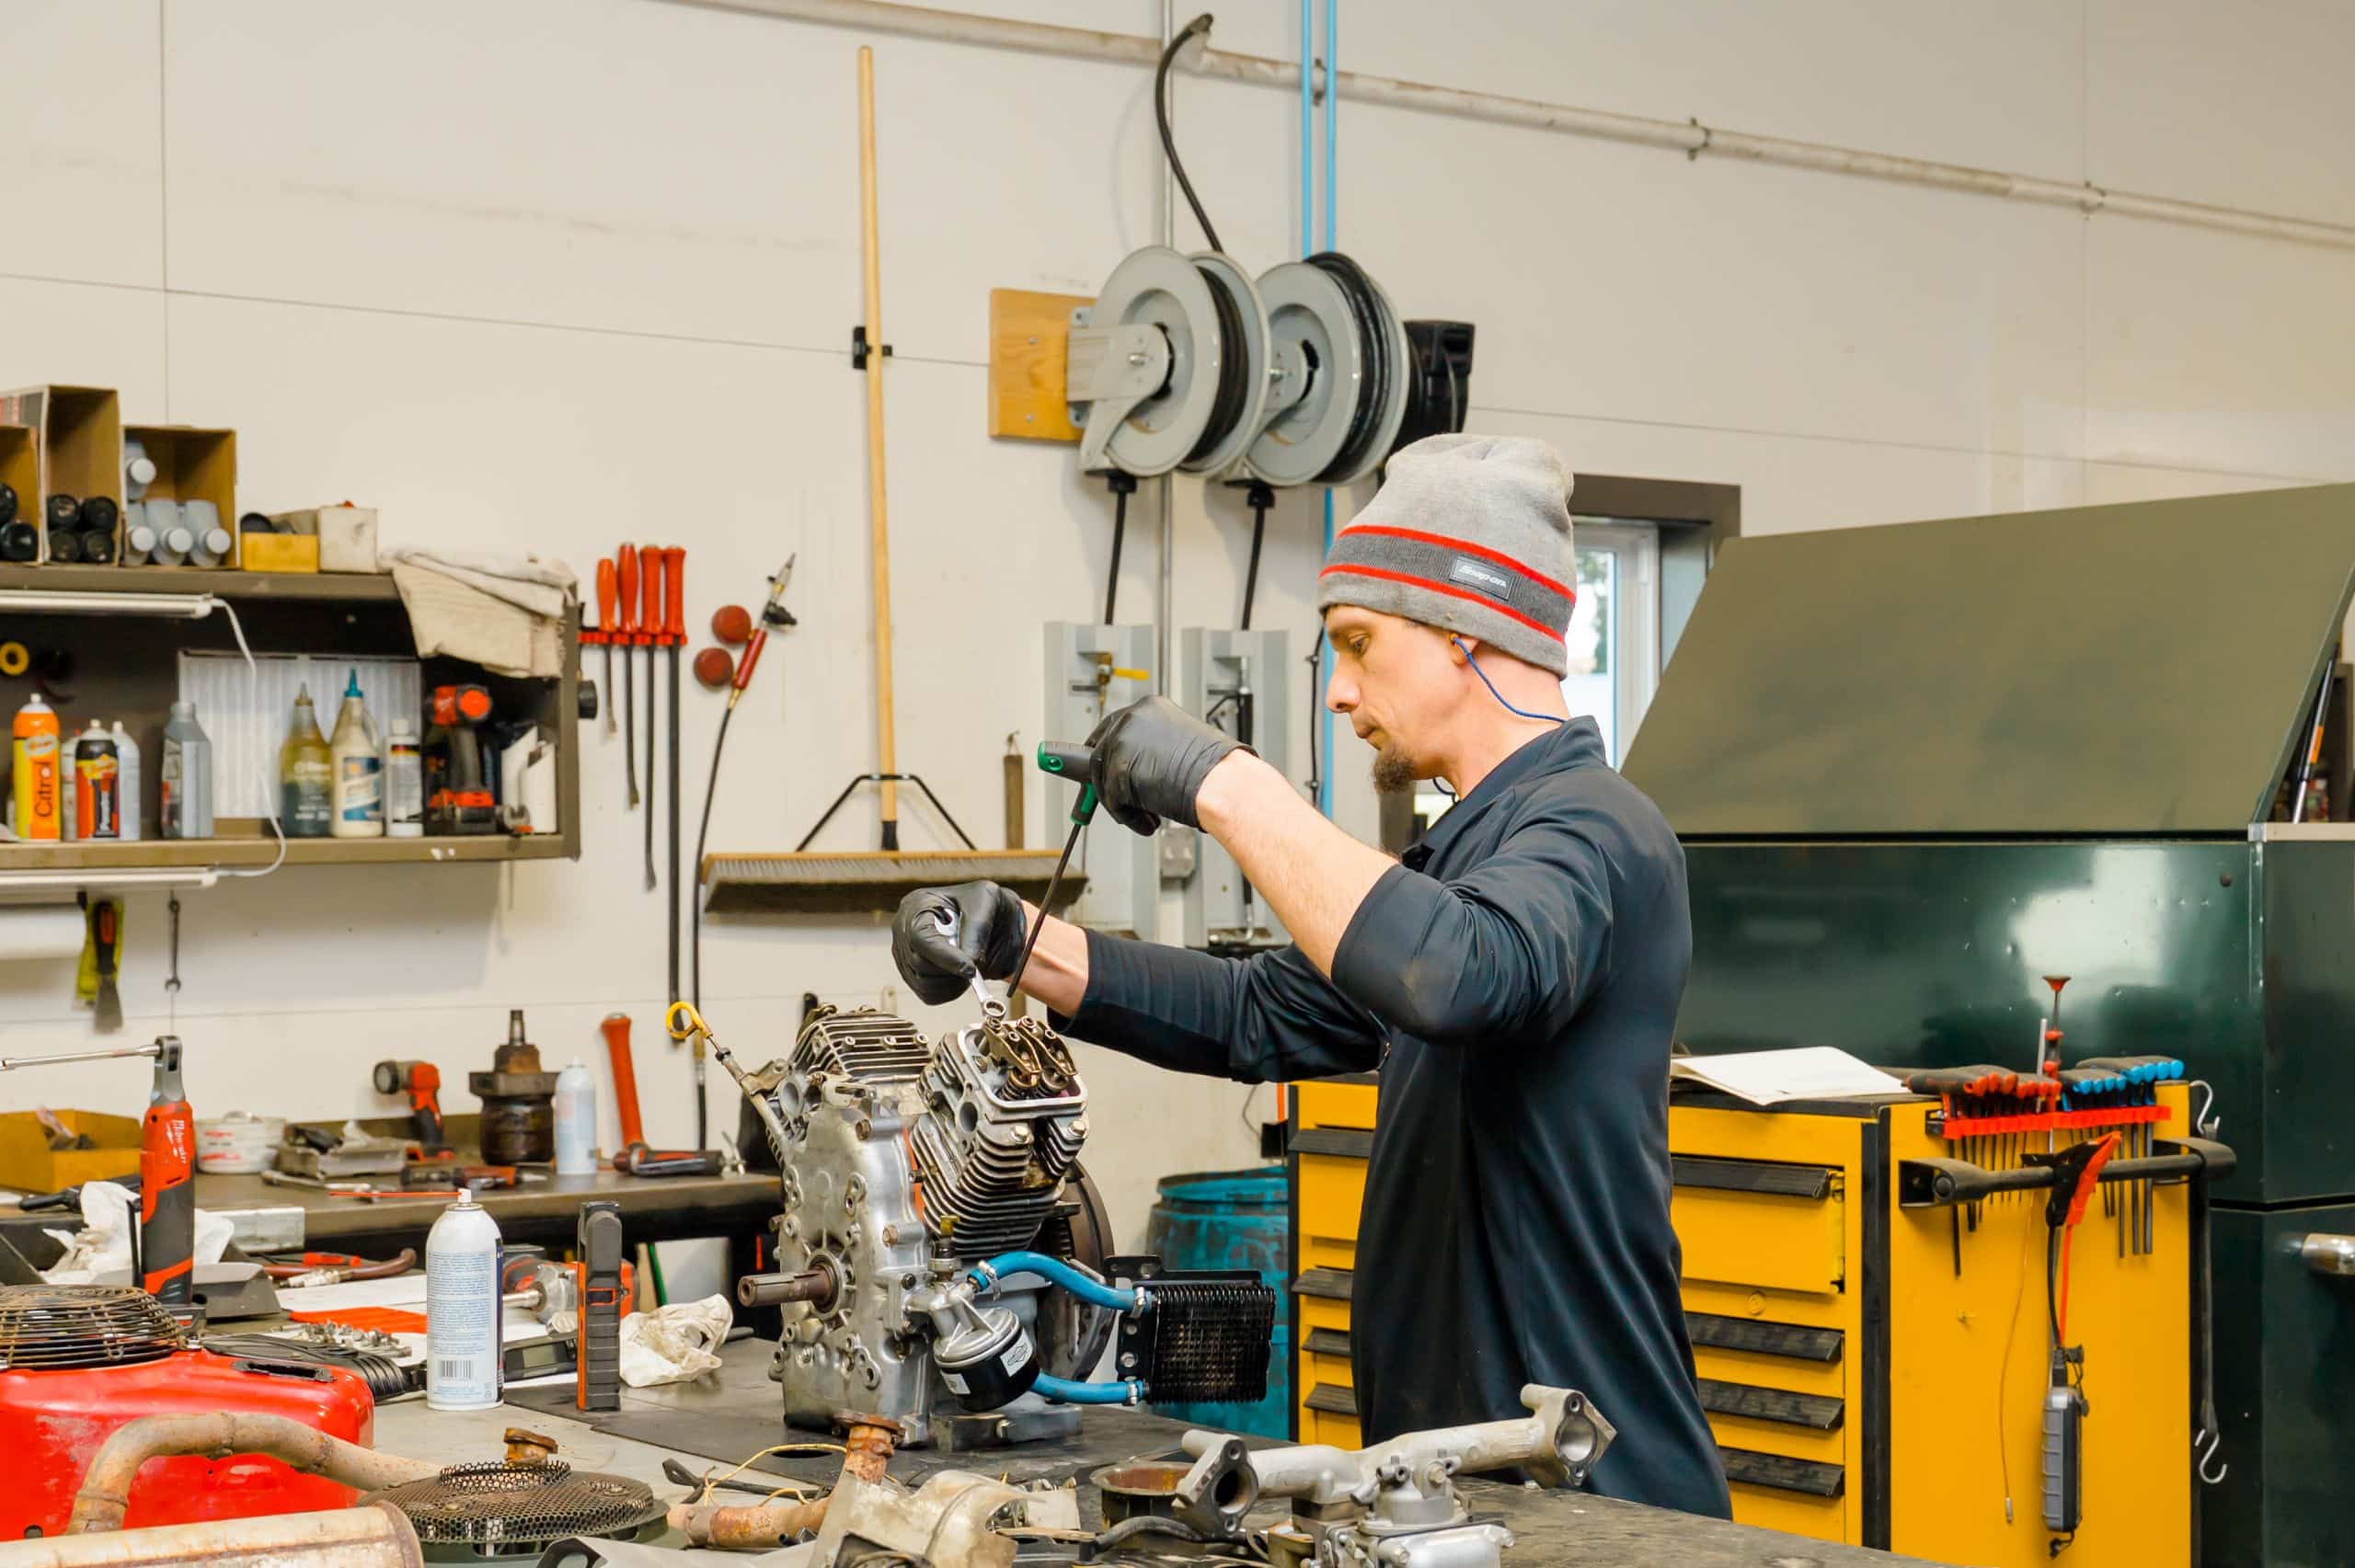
(385, 718, 424, 839)
(110, 721, 142, 841)
(161, 701, 213, 840)
(554, 1059, 598, 1176)
(11, 694, 60, 842)
(425, 1191, 502, 1411)
(73, 721, 120, 841)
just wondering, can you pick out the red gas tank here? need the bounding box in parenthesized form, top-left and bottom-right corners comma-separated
(0, 1287, 375, 1539)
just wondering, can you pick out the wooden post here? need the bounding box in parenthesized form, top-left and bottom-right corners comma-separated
(857, 46, 901, 849)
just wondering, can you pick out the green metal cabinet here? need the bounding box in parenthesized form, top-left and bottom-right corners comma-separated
(1624, 484, 2355, 1567)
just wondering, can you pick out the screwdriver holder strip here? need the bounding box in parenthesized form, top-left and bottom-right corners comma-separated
(1936, 1104, 2169, 1139)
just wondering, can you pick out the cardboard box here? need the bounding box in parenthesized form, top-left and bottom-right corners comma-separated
(0, 425, 36, 564)
(0, 386, 121, 566)
(240, 532, 320, 573)
(0, 1108, 143, 1195)
(123, 425, 238, 568)
(265, 505, 380, 572)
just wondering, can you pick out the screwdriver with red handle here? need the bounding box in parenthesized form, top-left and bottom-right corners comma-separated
(640, 544, 661, 891)
(593, 558, 617, 737)
(617, 544, 640, 808)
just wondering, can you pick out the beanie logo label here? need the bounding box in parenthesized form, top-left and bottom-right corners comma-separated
(1447, 557, 1512, 601)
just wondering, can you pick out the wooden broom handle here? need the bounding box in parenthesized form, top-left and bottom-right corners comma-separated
(858, 45, 900, 845)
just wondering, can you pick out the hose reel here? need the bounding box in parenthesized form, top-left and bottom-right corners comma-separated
(1068, 246, 1433, 487)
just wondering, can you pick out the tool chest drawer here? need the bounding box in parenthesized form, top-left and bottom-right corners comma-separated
(1671, 1158, 1846, 1296)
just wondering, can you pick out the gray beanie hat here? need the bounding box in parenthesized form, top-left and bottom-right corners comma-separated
(1316, 434, 1577, 677)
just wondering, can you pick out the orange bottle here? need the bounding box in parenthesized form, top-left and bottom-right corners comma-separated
(12, 692, 60, 841)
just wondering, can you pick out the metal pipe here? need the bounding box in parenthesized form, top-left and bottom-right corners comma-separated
(664, 1413, 900, 1548)
(665, 1493, 832, 1550)
(5, 1504, 421, 1568)
(2297, 1232, 2355, 1276)
(68, 1415, 440, 1534)
(668, 0, 2355, 252)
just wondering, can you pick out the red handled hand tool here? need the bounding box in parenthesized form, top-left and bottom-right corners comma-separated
(640, 543, 662, 890)
(593, 557, 618, 737)
(618, 544, 641, 809)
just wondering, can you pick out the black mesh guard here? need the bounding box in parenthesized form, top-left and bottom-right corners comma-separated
(1140, 1276, 1277, 1406)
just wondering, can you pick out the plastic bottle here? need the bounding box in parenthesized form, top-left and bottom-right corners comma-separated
(11, 693, 60, 842)
(73, 721, 119, 841)
(425, 1192, 502, 1411)
(385, 718, 424, 839)
(554, 1059, 598, 1176)
(123, 438, 155, 500)
(279, 684, 333, 838)
(328, 670, 384, 839)
(161, 701, 213, 840)
(110, 720, 142, 841)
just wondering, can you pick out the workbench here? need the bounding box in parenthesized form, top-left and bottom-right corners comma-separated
(465, 1340, 1953, 1565)
(0, 1162, 780, 1281)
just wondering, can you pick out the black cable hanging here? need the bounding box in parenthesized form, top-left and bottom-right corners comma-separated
(1102, 471, 1138, 624)
(1239, 480, 1272, 631)
(1155, 16, 1223, 253)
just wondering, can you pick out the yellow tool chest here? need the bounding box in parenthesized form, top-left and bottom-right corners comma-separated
(1287, 1079, 2221, 1568)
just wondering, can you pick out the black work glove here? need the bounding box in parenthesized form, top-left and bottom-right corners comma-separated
(1086, 694, 1252, 836)
(891, 881, 1028, 1006)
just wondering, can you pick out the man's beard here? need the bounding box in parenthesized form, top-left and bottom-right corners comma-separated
(1371, 743, 1419, 795)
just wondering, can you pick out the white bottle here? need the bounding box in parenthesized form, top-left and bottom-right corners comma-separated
(385, 718, 424, 839)
(425, 1193, 502, 1411)
(329, 670, 384, 839)
(554, 1059, 598, 1176)
(123, 439, 155, 501)
(110, 721, 141, 841)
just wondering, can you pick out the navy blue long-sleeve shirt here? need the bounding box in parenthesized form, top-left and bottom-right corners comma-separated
(1060, 717, 1729, 1518)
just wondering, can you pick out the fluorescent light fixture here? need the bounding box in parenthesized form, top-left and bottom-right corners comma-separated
(0, 590, 218, 618)
(0, 868, 220, 893)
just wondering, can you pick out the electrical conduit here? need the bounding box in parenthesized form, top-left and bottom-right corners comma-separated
(671, 0, 2355, 253)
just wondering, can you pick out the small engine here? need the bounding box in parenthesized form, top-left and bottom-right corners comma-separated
(729, 1004, 1273, 1448)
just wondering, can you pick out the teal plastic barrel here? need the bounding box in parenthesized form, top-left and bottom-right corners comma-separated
(1143, 1165, 1291, 1437)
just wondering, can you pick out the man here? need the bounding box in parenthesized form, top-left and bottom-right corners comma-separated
(891, 434, 1730, 1518)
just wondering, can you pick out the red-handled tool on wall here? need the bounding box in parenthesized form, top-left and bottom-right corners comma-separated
(640, 543, 662, 891)
(593, 557, 618, 738)
(0, 1036, 195, 1303)
(617, 544, 641, 809)
(599, 1013, 647, 1152)
(661, 545, 685, 1015)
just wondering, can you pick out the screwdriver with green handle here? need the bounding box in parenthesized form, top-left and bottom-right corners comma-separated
(1009, 741, 1100, 990)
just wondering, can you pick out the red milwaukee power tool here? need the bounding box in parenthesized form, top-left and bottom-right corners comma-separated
(372, 1059, 451, 1158)
(0, 1036, 195, 1303)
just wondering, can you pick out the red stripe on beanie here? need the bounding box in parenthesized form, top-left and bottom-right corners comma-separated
(1334, 523, 1577, 602)
(1317, 564, 1568, 645)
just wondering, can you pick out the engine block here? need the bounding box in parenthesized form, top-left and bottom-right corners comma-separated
(754, 1006, 1098, 1445)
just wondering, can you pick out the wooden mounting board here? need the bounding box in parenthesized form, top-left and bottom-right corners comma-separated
(988, 288, 1088, 443)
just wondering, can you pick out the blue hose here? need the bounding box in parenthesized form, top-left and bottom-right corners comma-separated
(1032, 1372, 1142, 1405)
(971, 1251, 1137, 1313)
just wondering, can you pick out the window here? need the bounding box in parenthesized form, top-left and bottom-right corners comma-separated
(1562, 521, 1661, 765)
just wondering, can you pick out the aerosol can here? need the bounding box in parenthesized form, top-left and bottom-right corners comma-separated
(426, 1192, 502, 1411)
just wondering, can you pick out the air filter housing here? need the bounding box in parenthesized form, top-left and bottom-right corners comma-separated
(0, 1284, 374, 1539)
(368, 1461, 664, 1562)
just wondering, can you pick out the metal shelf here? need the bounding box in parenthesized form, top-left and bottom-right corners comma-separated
(0, 835, 567, 872)
(0, 565, 402, 603)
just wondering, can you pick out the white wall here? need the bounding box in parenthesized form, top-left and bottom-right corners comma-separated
(2, 0, 2349, 1244)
